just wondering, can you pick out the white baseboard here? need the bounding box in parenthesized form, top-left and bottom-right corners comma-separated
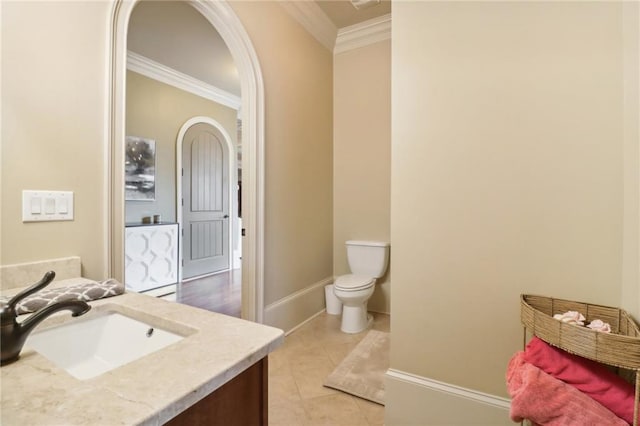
(284, 309, 327, 336)
(385, 369, 512, 426)
(141, 283, 177, 298)
(159, 293, 177, 302)
(263, 277, 333, 334)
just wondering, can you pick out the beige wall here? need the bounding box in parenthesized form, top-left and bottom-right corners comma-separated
(1, 1, 110, 280)
(1, 1, 334, 310)
(622, 0, 640, 319)
(230, 1, 333, 306)
(389, 1, 638, 422)
(333, 40, 391, 313)
(125, 71, 237, 224)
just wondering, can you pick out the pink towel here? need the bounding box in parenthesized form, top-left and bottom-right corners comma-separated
(507, 351, 628, 425)
(524, 337, 635, 424)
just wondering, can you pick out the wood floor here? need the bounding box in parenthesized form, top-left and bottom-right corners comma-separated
(175, 268, 242, 317)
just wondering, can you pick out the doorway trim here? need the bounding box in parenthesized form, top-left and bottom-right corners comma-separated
(107, 0, 265, 323)
(176, 117, 236, 281)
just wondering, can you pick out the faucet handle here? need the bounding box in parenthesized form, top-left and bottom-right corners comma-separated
(0, 271, 56, 325)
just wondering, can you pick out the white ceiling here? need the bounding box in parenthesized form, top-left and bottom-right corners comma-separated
(128, 1, 240, 96)
(316, 0, 391, 29)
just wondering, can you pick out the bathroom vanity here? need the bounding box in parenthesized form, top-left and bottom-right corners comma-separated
(0, 280, 283, 425)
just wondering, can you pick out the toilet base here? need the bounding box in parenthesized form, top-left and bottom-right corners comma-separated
(340, 305, 373, 334)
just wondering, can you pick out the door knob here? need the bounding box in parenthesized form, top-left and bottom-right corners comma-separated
(223, 215, 229, 218)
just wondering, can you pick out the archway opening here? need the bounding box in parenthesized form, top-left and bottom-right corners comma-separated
(108, 0, 264, 322)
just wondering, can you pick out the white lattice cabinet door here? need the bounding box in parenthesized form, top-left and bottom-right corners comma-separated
(125, 223, 179, 292)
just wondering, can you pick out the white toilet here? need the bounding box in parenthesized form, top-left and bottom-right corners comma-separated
(333, 240, 390, 334)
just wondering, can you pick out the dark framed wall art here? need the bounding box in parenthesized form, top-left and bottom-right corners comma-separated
(125, 136, 156, 201)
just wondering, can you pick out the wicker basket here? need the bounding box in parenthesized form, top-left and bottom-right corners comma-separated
(520, 294, 640, 426)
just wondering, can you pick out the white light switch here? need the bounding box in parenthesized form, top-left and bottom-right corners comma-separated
(30, 197, 42, 214)
(58, 198, 68, 214)
(23, 190, 74, 222)
(44, 198, 56, 214)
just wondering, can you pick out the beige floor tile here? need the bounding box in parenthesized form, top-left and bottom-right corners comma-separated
(292, 326, 328, 345)
(313, 323, 363, 345)
(306, 312, 343, 330)
(269, 398, 311, 425)
(371, 313, 390, 333)
(282, 331, 323, 352)
(302, 393, 370, 426)
(280, 334, 326, 361)
(292, 360, 339, 399)
(268, 312, 388, 426)
(323, 340, 360, 367)
(354, 397, 385, 426)
(269, 371, 301, 406)
(269, 346, 293, 376)
(288, 350, 335, 374)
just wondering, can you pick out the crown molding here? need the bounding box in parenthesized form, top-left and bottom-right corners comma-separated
(126, 51, 242, 110)
(334, 13, 391, 54)
(278, 1, 337, 51)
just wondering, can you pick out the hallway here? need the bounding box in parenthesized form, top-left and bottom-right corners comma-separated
(176, 269, 241, 317)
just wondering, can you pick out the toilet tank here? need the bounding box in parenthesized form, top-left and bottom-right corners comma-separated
(346, 241, 390, 278)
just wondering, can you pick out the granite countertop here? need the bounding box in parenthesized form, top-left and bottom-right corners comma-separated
(0, 280, 284, 425)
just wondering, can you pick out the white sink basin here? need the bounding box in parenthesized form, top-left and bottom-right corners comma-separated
(26, 312, 184, 380)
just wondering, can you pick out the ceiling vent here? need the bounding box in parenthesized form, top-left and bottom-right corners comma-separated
(350, 0, 381, 10)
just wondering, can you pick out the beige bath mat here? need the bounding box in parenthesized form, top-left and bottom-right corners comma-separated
(323, 329, 390, 405)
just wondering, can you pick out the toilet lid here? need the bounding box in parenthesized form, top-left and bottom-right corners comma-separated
(334, 274, 375, 291)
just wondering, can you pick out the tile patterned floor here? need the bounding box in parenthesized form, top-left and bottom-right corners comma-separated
(268, 312, 390, 426)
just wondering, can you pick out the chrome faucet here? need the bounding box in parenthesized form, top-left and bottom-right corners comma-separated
(0, 271, 91, 365)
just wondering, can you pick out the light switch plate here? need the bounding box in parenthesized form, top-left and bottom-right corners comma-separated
(22, 190, 74, 222)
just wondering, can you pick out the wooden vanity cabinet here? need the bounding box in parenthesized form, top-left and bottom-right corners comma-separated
(165, 357, 268, 425)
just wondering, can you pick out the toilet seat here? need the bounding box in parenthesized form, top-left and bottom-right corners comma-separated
(334, 274, 375, 292)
